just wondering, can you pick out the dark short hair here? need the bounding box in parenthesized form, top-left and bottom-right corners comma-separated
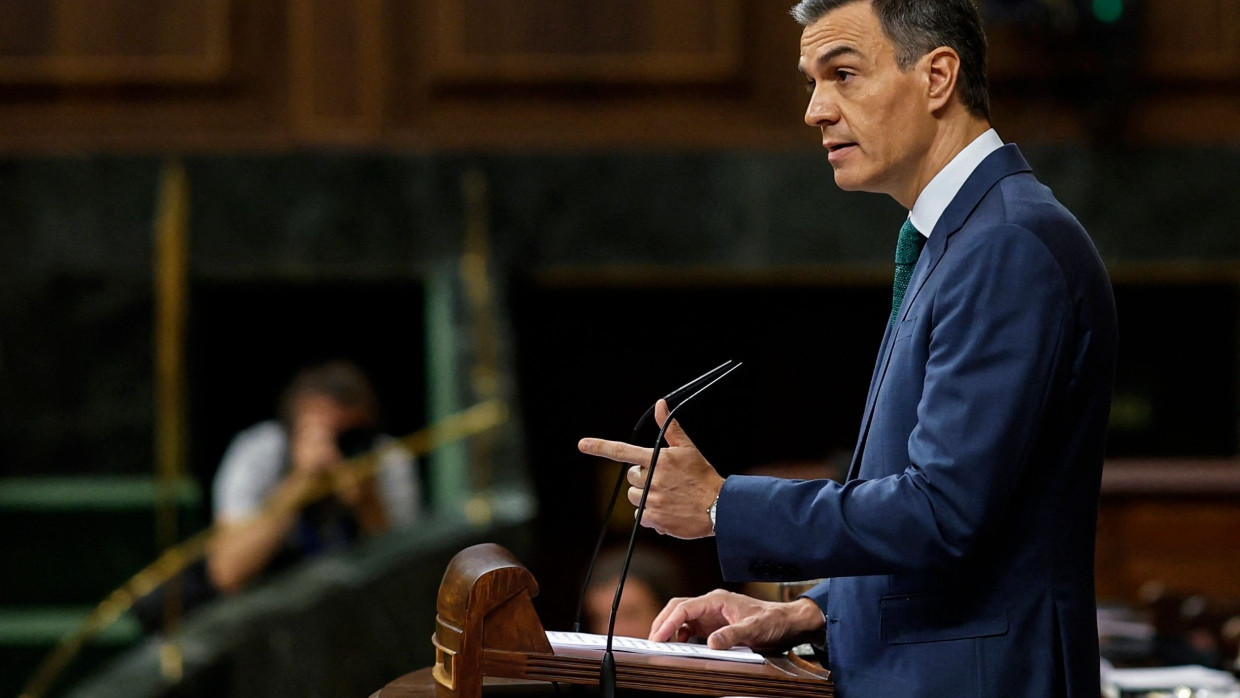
(590, 545, 682, 606)
(791, 0, 990, 120)
(279, 360, 378, 425)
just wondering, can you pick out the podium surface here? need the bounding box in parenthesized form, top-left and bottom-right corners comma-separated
(371, 667, 811, 698)
(372, 667, 553, 697)
(419, 543, 832, 698)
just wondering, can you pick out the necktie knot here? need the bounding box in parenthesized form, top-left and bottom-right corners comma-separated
(895, 218, 926, 266)
(891, 219, 925, 324)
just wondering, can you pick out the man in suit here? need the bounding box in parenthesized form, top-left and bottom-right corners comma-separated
(577, 0, 1117, 695)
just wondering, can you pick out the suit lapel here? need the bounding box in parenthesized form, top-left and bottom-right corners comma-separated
(845, 145, 1034, 481)
(896, 144, 1033, 324)
(845, 319, 896, 478)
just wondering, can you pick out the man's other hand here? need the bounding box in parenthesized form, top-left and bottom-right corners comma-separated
(649, 590, 825, 652)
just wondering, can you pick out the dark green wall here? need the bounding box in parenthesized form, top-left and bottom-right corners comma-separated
(3, 145, 1239, 482)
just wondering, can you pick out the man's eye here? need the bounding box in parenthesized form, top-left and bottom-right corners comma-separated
(837, 70, 854, 82)
(804, 78, 815, 94)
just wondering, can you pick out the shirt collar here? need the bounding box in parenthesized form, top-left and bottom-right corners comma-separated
(908, 128, 1003, 238)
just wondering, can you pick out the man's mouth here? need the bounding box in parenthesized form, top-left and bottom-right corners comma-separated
(826, 142, 858, 161)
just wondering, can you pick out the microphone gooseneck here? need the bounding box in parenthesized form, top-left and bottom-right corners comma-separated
(599, 361, 742, 696)
(571, 360, 736, 633)
(599, 650, 617, 698)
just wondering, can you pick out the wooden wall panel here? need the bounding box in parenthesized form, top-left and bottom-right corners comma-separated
(383, 0, 806, 150)
(0, 1, 290, 151)
(1096, 461, 1240, 604)
(289, 0, 384, 142)
(1097, 501, 1240, 602)
(1143, 0, 1240, 80)
(0, 0, 1239, 151)
(428, 0, 742, 83)
(0, 0, 229, 84)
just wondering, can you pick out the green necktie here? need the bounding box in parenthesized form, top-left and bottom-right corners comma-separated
(891, 218, 926, 324)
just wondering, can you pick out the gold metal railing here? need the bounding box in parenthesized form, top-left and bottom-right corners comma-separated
(18, 398, 509, 698)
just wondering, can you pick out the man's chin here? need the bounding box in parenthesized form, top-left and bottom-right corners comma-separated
(830, 168, 882, 195)
(831, 171, 864, 192)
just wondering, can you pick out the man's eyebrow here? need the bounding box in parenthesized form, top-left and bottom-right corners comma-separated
(817, 45, 864, 65)
(798, 45, 864, 75)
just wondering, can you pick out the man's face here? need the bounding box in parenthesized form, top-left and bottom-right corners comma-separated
(293, 393, 375, 436)
(799, 1, 935, 205)
(584, 576, 663, 639)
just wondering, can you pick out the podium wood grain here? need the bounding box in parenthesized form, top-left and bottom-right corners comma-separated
(424, 543, 832, 698)
(371, 667, 552, 697)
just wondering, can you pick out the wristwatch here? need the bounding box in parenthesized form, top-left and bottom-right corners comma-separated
(707, 497, 719, 532)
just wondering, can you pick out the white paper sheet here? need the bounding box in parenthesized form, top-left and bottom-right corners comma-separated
(1103, 664, 1239, 691)
(545, 630, 766, 664)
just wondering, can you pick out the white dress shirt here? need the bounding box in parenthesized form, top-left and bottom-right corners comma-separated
(908, 128, 1004, 239)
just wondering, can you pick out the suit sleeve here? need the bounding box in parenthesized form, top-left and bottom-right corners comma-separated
(716, 225, 1071, 581)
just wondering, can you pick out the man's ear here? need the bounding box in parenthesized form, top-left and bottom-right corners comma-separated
(924, 46, 961, 114)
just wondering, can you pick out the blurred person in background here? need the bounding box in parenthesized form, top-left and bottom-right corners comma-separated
(207, 360, 420, 594)
(584, 544, 683, 639)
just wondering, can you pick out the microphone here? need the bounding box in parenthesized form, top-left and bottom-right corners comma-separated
(599, 361, 743, 698)
(571, 360, 737, 633)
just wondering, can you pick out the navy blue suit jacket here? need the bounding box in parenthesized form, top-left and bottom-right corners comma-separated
(715, 145, 1117, 697)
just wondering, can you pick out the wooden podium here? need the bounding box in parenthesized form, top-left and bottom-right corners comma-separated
(425, 543, 833, 697)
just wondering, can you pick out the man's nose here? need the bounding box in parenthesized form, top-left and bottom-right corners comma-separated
(804, 86, 839, 128)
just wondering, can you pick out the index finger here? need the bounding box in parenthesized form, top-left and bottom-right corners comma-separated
(578, 437, 653, 466)
(649, 597, 684, 641)
(649, 596, 710, 642)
